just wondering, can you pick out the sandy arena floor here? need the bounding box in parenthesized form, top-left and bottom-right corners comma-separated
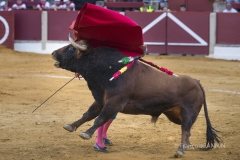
(0, 45, 240, 160)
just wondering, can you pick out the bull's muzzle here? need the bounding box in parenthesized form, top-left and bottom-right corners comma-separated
(52, 52, 60, 68)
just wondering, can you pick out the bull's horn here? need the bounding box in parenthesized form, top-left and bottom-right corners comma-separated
(139, 45, 147, 51)
(68, 33, 87, 51)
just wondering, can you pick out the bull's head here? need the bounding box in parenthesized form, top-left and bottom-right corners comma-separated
(52, 33, 91, 72)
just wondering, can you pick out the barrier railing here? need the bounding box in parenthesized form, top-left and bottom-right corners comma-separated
(0, 10, 239, 55)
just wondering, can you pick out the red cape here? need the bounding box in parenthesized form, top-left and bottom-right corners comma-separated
(69, 3, 144, 57)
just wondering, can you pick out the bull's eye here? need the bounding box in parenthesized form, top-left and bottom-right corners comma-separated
(68, 46, 75, 51)
(65, 46, 75, 59)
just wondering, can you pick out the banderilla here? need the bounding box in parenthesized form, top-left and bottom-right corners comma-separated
(32, 76, 75, 113)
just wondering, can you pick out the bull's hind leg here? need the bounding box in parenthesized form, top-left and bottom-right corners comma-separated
(63, 101, 102, 132)
(163, 106, 182, 125)
(174, 106, 200, 158)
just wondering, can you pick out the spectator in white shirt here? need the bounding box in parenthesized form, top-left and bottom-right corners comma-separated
(51, 0, 63, 11)
(180, 4, 186, 12)
(223, 2, 238, 13)
(36, 0, 50, 11)
(12, 0, 26, 10)
(63, 0, 75, 11)
(0, 1, 12, 11)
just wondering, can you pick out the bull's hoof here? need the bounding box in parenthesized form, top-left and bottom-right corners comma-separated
(63, 124, 76, 132)
(79, 132, 92, 140)
(174, 151, 184, 158)
(184, 145, 190, 151)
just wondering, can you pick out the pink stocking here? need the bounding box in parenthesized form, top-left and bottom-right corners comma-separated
(102, 119, 113, 139)
(96, 126, 104, 148)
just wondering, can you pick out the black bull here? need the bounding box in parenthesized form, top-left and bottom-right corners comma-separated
(52, 37, 220, 157)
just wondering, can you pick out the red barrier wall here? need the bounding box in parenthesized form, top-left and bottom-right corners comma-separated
(104, 0, 213, 12)
(168, 0, 213, 12)
(126, 12, 209, 55)
(47, 11, 78, 40)
(126, 12, 167, 54)
(186, 0, 213, 12)
(104, 2, 143, 9)
(14, 10, 41, 40)
(0, 11, 14, 49)
(216, 13, 240, 45)
(14, 10, 78, 41)
(8, 10, 240, 54)
(168, 0, 186, 11)
(232, 3, 240, 11)
(167, 12, 209, 55)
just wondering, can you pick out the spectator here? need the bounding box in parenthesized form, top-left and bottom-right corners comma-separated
(51, 0, 63, 11)
(180, 4, 186, 12)
(155, 1, 170, 12)
(159, 0, 168, 9)
(223, 2, 238, 12)
(157, 2, 164, 11)
(162, 5, 170, 12)
(34, 0, 50, 10)
(62, 0, 75, 11)
(12, 0, 26, 10)
(213, 0, 227, 12)
(0, 1, 12, 11)
(226, 0, 240, 2)
(139, 2, 154, 12)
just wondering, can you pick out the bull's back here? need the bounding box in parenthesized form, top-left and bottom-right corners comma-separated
(130, 62, 179, 96)
(128, 62, 203, 104)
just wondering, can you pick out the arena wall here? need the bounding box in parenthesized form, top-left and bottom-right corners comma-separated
(0, 11, 14, 49)
(0, 10, 239, 60)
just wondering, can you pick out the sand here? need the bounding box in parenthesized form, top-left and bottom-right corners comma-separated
(0, 45, 240, 160)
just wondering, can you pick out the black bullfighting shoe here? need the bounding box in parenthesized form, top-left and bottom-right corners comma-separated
(94, 143, 108, 153)
(102, 137, 113, 146)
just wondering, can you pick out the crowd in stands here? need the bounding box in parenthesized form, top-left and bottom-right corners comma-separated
(0, 0, 76, 11)
(223, 2, 238, 12)
(0, 0, 239, 12)
(213, 0, 239, 12)
(0, 1, 12, 10)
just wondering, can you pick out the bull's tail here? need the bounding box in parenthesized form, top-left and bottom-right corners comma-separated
(196, 80, 221, 149)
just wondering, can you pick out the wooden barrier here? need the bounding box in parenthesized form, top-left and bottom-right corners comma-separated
(104, 2, 143, 9)
(216, 13, 240, 45)
(0, 11, 14, 49)
(14, 10, 42, 40)
(47, 11, 78, 40)
(167, 12, 209, 55)
(232, 2, 240, 11)
(104, 0, 213, 12)
(185, 0, 213, 12)
(126, 12, 209, 55)
(3, 10, 240, 55)
(126, 12, 167, 54)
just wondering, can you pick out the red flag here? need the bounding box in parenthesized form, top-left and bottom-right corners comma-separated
(69, 3, 144, 57)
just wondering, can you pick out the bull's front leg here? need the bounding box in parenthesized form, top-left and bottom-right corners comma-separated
(63, 101, 103, 132)
(79, 96, 128, 140)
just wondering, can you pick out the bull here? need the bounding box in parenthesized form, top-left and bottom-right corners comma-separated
(51, 34, 220, 157)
